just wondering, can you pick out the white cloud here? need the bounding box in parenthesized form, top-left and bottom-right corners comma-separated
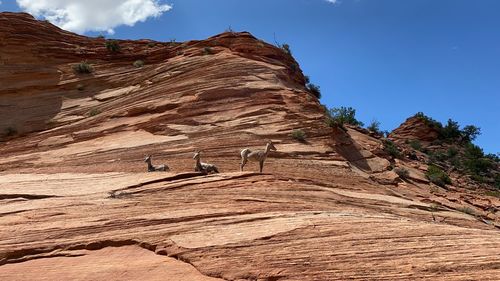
(16, 0, 172, 34)
(326, 0, 339, 4)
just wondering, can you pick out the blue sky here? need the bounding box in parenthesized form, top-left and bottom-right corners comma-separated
(2, 0, 499, 153)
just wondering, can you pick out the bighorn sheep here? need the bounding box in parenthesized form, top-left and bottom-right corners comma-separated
(240, 140, 277, 173)
(193, 151, 219, 174)
(144, 155, 169, 172)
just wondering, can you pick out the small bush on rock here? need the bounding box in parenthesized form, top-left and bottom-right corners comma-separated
(105, 40, 120, 52)
(384, 139, 401, 159)
(409, 140, 422, 151)
(463, 143, 493, 175)
(461, 125, 481, 142)
(279, 43, 292, 56)
(414, 112, 442, 130)
(203, 47, 213, 55)
(306, 83, 321, 99)
(426, 165, 451, 187)
(133, 60, 145, 68)
(73, 61, 93, 74)
(394, 167, 410, 180)
(327, 106, 364, 127)
(88, 108, 101, 117)
(291, 129, 306, 142)
(367, 120, 382, 135)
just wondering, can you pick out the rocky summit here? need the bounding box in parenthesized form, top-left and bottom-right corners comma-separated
(0, 12, 499, 281)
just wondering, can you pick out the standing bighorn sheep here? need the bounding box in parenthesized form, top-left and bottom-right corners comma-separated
(144, 155, 169, 172)
(240, 141, 277, 173)
(193, 151, 219, 174)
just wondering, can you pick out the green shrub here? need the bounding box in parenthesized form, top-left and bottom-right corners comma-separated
(384, 140, 401, 159)
(441, 119, 461, 140)
(414, 113, 482, 144)
(394, 167, 410, 179)
(325, 118, 343, 129)
(450, 157, 462, 170)
(447, 146, 459, 158)
(464, 142, 484, 159)
(279, 43, 292, 56)
(429, 150, 449, 163)
(471, 174, 486, 183)
(302, 75, 321, 98)
(88, 108, 101, 117)
(463, 143, 493, 175)
(291, 129, 306, 142)
(327, 106, 364, 127)
(306, 83, 321, 99)
(133, 60, 145, 68)
(485, 153, 500, 163)
(203, 47, 213, 55)
(485, 188, 500, 198)
(429, 203, 440, 212)
(73, 61, 93, 74)
(105, 40, 120, 52)
(461, 125, 481, 142)
(147, 42, 156, 48)
(464, 158, 493, 176)
(426, 165, 451, 187)
(367, 120, 381, 134)
(409, 140, 422, 151)
(414, 112, 442, 130)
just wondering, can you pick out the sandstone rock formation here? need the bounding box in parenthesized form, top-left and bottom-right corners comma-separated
(389, 116, 440, 145)
(0, 12, 499, 281)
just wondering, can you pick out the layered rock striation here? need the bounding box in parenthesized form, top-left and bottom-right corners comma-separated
(0, 12, 499, 281)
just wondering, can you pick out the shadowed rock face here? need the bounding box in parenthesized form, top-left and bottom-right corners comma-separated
(1, 12, 499, 281)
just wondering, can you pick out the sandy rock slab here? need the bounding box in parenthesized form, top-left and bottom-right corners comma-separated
(0, 245, 222, 281)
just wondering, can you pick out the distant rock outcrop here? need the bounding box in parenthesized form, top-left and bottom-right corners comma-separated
(389, 116, 440, 144)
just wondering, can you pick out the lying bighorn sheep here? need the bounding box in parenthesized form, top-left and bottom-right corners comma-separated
(144, 155, 169, 172)
(240, 140, 277, 173)
(193, 151, 219, 174)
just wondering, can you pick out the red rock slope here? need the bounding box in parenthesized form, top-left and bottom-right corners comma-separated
(0, 12, 499, 281)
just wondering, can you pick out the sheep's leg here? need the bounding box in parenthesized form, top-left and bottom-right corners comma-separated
(259, 160, 264, 173)
(240, 158, 247, 171)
